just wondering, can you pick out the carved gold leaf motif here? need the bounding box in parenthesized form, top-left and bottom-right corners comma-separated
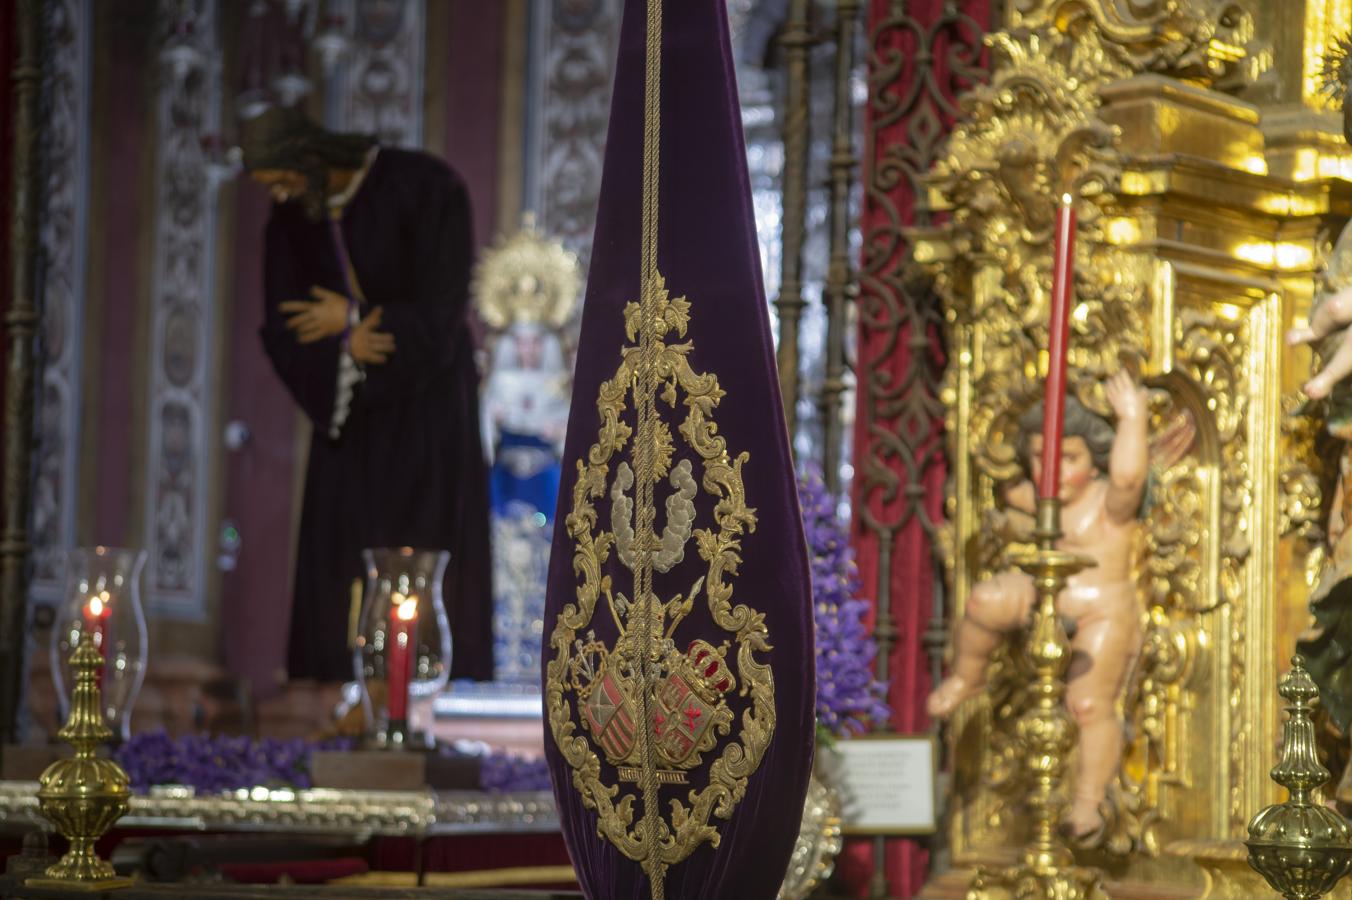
(916, 0, 1272, 864)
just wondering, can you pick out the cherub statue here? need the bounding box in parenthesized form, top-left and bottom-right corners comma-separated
(1288, 197, 1352, 810)
(1242, 30, 1352, 815)
(927, 371, 1151, 840)
(1286, 30, 1352, 404)
(1287, 285, 1352, 400)
(1287, 32, 1352, 805)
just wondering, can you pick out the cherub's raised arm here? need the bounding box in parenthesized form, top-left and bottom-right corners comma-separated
(1104, 371, 1149, 523)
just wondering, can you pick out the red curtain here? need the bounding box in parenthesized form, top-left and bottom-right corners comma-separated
(847, 1, 992, 896)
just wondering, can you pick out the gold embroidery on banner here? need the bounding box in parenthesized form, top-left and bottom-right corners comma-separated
(618, 767, 690, 785)
(543, 0, 775, 896)
(545, 274, 774, 892)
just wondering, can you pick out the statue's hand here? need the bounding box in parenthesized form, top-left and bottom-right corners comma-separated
(350, 307, 395, 365)
(1105, 370, 1148, 421)
(1289, 285, 1352, 347)
(281, 286, 351, 344)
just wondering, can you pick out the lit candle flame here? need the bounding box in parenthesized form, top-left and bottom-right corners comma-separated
(396, 597, 418, 622)
(87, 596, 105, 617)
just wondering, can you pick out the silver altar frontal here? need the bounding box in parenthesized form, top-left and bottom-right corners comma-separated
(0, 781, 559, 840)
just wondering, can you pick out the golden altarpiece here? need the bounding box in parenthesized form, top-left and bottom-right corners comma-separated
(912, 0, 1352, 892)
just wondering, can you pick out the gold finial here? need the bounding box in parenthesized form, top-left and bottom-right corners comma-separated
(1246, 656, 1352, 900)
(26, 631, 133, 890)
(967, 496, 1108, 899)
(471, 220, 581, 331)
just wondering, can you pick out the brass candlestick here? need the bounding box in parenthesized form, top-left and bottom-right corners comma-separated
(1246, 656, 1352, 900)
(968, 497, 1107, 899)
(26, 630, 133, 891)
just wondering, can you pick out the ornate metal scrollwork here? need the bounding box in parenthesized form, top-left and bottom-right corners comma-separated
(1009, 0, 1264, 88)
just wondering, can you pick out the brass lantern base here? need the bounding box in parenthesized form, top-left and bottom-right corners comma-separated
(27, 632, 133, 891)
(966, 863, 1108, 899)
(25, 876, 136, 892)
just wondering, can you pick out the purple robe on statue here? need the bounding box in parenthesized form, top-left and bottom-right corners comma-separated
(259, 148, 493, 684)
(541, 2, 816, 897)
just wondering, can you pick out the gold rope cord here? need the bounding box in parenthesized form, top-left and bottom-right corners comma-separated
(543, 0, 775, 896)
(634, 0, 665, 894)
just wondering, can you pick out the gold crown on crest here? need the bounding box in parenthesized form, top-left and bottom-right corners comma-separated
(679, 639, 736, 700)
(472, 214, 581, 330)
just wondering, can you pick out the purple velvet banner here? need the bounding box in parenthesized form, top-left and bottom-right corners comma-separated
(541, 2, 816, 897)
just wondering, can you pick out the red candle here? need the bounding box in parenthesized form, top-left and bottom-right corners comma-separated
(1040, 192, 1077, 500)
(387, 594, 418, 723)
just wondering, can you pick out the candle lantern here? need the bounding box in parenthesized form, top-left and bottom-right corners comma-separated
(50, 547, 149, 742)
(354, 547, 452, 749)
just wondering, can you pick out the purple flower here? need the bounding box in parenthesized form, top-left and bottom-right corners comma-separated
(798, 466, 892, 738)
(479, 751, 552, 792)
(113, 731, 350, 794)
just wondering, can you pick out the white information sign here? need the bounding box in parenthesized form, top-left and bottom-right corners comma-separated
(825, 735, 937, 835)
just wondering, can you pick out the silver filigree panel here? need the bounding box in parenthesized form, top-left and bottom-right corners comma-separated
(491, 511, 550, 685)
(523, 0, 621, 270)
(31, 0, 93, 602)
(143, 0, 222, 619)
(328, 0, 425, 147)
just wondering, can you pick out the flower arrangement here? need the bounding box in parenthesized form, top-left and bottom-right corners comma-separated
(113, 730, 550, 794)
(113, 731, 347, 794)
(479, 750, 552, 793)
(798, 467, 891, 741)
